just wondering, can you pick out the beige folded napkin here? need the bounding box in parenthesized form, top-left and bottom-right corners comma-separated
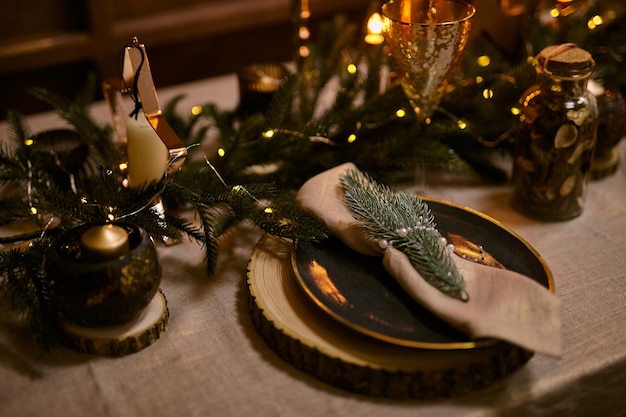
(297, 163, 561, 357)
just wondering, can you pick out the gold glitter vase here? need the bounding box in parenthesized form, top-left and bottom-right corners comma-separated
(381, 0, 475, 122)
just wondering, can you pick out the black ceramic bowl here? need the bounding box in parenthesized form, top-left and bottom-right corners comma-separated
(45, 222, 161, 327)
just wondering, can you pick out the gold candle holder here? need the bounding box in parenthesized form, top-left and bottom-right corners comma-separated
(237, 63, 289, 117)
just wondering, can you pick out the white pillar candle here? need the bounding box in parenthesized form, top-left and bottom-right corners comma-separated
(126, 112, 169, 188)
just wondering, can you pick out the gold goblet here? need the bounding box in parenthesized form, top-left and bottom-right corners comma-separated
(382, 0, 475, 123)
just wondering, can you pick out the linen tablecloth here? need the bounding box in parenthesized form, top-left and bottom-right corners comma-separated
(1, 73, 625, 417)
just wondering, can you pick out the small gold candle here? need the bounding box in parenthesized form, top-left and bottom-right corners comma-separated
(81, 224, 130, 261)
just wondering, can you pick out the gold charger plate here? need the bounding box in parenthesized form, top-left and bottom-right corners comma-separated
(247, 231, 536, 399)
(291, 197, 553, 350)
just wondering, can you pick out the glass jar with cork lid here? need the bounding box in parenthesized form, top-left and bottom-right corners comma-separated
(512, 43, 599, 221)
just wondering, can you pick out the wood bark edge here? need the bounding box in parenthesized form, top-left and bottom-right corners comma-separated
(60, 289, 169, 356)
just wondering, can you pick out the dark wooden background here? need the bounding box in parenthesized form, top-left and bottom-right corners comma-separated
(0, 0, 368, 116)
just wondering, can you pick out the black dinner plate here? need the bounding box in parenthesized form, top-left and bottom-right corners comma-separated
(291, 197, 553, 350)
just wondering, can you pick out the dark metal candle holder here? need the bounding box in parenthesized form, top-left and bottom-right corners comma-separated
(45, 222, 161, 327)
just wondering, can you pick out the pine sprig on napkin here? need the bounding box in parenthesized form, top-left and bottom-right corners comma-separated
(339, 169, 468, 301)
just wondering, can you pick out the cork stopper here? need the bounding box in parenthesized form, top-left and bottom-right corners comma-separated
(536, 44, 594, 76)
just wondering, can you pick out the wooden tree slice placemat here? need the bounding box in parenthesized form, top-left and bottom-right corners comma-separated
(61, 289, 169, 356)
(247, 234, 533, 399)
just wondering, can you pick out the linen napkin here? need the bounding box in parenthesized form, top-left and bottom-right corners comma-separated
(296, 163, 561, 357)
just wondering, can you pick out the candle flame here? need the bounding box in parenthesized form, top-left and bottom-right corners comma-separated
(365, 12, 385, 45)
(367, 12, 384, 35)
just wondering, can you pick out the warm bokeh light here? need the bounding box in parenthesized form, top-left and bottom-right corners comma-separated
(299, 26, 310, 40)
(299, 45, 310, 58)
(588, 15, 603, 29)
(477, 55, 491, 67)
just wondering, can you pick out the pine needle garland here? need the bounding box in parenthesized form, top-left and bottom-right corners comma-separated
(0, 86, 328, 351)
(340, 169, 468, 301)
(0, 238, 61, 351)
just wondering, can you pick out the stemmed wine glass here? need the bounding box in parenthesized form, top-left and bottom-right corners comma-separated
(381, 0, 476, 123)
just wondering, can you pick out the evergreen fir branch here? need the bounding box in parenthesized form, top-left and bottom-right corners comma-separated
(200, 213, 219, 276)
(0, 143, 28, 182)
(164, 95, 212, 147)
(339, 169, 468, 301)
(0, 200, 34, 228)
(162, 212, 205, 244)
(0, 238, 61, 351)
(246, 198, 328, 241)
(29, 82, 117, 166)
(6, 111, 31, 151)
(362, 45, 386, 102)
(235, 113, 267, 144)
(34, 187, 98, 225)
(317, 15, 359, 83)
(166, 172, 229, 208)
(195, 103, 241, 150)
(4, 111, 39, 179)
(225, 182, 277, 219)
(295, 15, 359, 122)
(211, 211, 240, 240)
(264, 74, 297, 129)
(164, 94, 202, 145)
(316, 70, 360, 135)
